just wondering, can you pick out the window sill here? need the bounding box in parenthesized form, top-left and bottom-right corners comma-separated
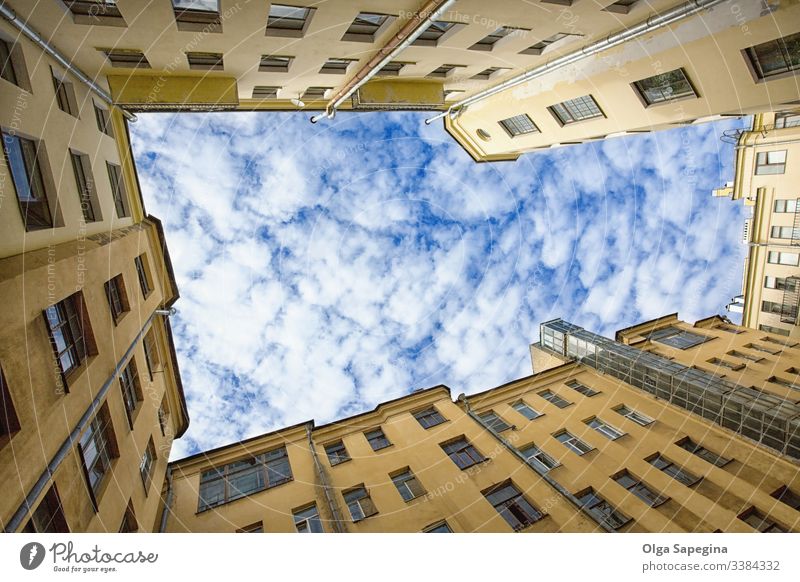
(329, 457, 352, 467)
(113, 310, 131, 327)
(370, 443, 393, 453)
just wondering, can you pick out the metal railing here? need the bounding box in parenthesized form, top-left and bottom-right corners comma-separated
(780, 276, 800, 324)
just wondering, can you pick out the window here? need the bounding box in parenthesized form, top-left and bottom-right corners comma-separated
(0, 39, 20, 86)
(762, 300, 797, 321)
(391, 468, 425, 501)
(518, 443, 559, 473)
(78, 402, 119, 504)
(745, 342, 780, 355)
(173, 0, 221, 33)
(52, 72, 79, 117)
(414, 20, 455, 45)
(319, 58, 351, 74)
(266, 4, 314, 38)
(1, 365, 20, 442)
(585, 417, 624, 440)
(2, 130, 54, 230)
(483, 481, 544, 530)
(706, 356, 745, 371)
(771, 226, 799, 240)
(302, 86, 330, 100)
(252, 86, 280, 99)
(198, 447, 293, 511)
(765, 276, 799, 291)
(499, 114, 539, 137)
(647, 453, 701, 486)
(70, 151, 99, 222)
(139, 437, 156, 491)
(103, 49, 150, 69)
(555, 431, 593, 455)
(134, 254, 152, 298)
(471, 67, 505, 80)
(548, 95, 603, 125)
(738, 507, 786, 532)
(771, 486, 800, 510)
(521, 32, 580, 55)
(470, 27, 517, 51)
(512, 400, 541, 421)
(576, 488, 631, 529)
(294, 504, 323, 532)
(413, 407, 446, 429)
(744, 32, 800, 80)
(567, 379, 600, 397)
(377, 61, 406, 76)
(775, 111, 800, 128)
(633, 68, 697, 105)
(44, 292, 96, 380)
(119, 358, 142, 429)
(614, 470, 667, 506)
(423, 520, 452, 532)
(106, 162, 129, 218)
(364, 428, 391, 451)
(478, 410, 511, 432)
(441, 437, 485, 469)
(768, 376, 800, 391)
(767, 251, 799, 266)
(64, 1, 123, 23)
(716, 323, 744, 334)
(144, 328, 161, 381)
(676, 437, 730, 467)
(539, 390, 571, 408)
(774, 199, 798, 213)
(760, 325, 791, 337)
(23, 485, 69, 532)
(343, 486, 378, 521)
(755, 150, 787, 174)
(727, 349, 763, 363)
(427, 64, 459, 78)
(325, 440, 349, 465)
(761, 335, 797, 347)
(119, 500, 137, 532)
(342, 12, 390, 41)
(158, 397, 169, 436)
(237, 522, 263, 533)
(648, 326, 710, 349)
(186, 52, 223, 71)
(604, 0, 639, 14)
(94, 103, 114, 137)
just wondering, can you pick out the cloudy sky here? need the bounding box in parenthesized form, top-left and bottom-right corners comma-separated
(129, 112, 749, 459)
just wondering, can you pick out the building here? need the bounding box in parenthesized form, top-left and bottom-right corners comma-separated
(0, 7, 189, 532)
(714, 109, 800, 339)
(162, 314, 800, 533)
(1, 0, 798, 162)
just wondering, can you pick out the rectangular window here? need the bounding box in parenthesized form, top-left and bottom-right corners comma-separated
(771, 486, 800, 510)
(744, 342, 780, 355)
(252, 86, 280, 99)
(198, 447, 293, 511)
(499, 114, 539, 137)
(761, 335, 797, 347)
(566, 379, 600, 397)
(775, 112, 800, 129)
(648, 326, 711, 349)
(293, 504, 323, 532)
(483, 481, 544, 530)
(738, 507, 786, 532)
(633, 68, 697, 105)
(106, 162, 129, 218)
(23, 485, 69, 532)
(768, 376, 800, 391)
(1, 365, 21, 441)
(143, 328, 161, 381)
(603, 0, 639, 14)
(70, 151, 98, 222)
(343, 12, 389, 41)
(414, 20, 455, 45)
(744, 32, 800, 80)
(104, 274, 129, 324)
(774, 199, 798, 213)
(760, 324, 791, 337)
(521, 32, 580, 55)
(512, 400, 541, 420)
(173, 0, 221, 32)
(478, 410, 511, 432)
(1, 130, 53, 230)
(94, 103, 114, 137)
(428, 64, 459, 78)
(364, 428, 391, 451)
(186, 52, 224, 71)
(413, 407, 446, 429)
(706, 356, 746, 371)
(441, 437, 485, 469)
(676, 437, 730, 467)
(267, 4, 313, 37)
(764, 276, 798, 291)
(548, 95, 604, 124)
(0, 39, 19, 86)
(576, 488, 631, 529)
(65, 0, 123, 21)
(647, 453, 701, 486)
(755, 150, 787, 175)
(139, 437, 156, 491)
(325, 440, 349, 465)
(78, 402, 119, 504)
(469, 27, 517, 51)
(391, 468, 425, 501)
(158, 397, 169, 436)
(343, 486, 378, 521)
(119, 500, 137, 532)
(134, 254, 152, 298)
(119, 358, 142, 429)
(302, 86, 331, 100)
(377, 61, 406, 76)
(539, 390, 571, 408)
(555, 431, 593, 455)
(614, 470, 667, 506)
(237, 521, 263, 533)
(103, 49, 150, 69)
(585, 417, 624, 440)
(423, 520, 452, 533)
(471, 67, 504, 80)
(518, 443, 559, 473)
(44, 292, 95, 380)
(771, 226, 799, 239)
(319, 58, 351, 74)
(727, 349, 763, 363)
(52, 72, 79, 117)
(767, 251, 799, 266)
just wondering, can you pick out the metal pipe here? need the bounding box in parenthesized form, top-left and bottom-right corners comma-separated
(458, 396, 616, 533)
(311, 0, 456, 122)
(425, 0, 726, 125)
(306, 424, 347, 533)
(0, 1, 136, 121)
(5, 309, 170, 532)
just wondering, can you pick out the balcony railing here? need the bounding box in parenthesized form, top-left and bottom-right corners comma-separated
(780, 276, 800, 324)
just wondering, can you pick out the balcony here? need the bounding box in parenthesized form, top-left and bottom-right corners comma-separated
(780, 276, 799, 324)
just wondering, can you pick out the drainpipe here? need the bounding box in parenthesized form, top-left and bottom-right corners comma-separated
(306, 424, 347, 533)
(457, 395, 616, 533)
(4, 309, 171, 533)
(425, 0, 725, 125)
(159, 465, 174, 532)
(0, 2, 136, 122)
(310, 0, 456, 123)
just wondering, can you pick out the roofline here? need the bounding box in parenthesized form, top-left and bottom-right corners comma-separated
(164, 317, 190, 438)
(615, 313, 678, 342)
(147, 214, 180, 307)
(464, 359, 578, 402)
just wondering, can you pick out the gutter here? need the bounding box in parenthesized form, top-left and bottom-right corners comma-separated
(425, 0, 726, 125)
(306, 424, 347, 533)
(310, 0, 456, 122)
(0, 1, 136, 121)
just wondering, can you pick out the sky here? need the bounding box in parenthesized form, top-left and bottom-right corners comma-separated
(129, 111, 749, 459)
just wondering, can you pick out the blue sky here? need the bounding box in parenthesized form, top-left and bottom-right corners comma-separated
(130, 111, 749, 459)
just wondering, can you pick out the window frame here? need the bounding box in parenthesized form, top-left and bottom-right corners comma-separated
(483, 481, 544, 531)
(173, 0, 222, 33)
(548, 94, 604, 125)
(518, 443, 560, 473)
(539, 389, 572, 409)
(293, 503, 324, 532)
(78, 402, 119, 509)
(755, 150, 787, 175)
(391, 468, 426, 501)
(512, 400, 542, 421)
(186, 51, 224, 71)
(576, 487, 631, 529)
(555, 430, 594, 455)
(0, 364, 21, 443)
(70, 149, 101, 222)
(478, 410, 512, 432)
(743, 32, 800, 81)
(134, 254, 153, 298)
(631, 68, 698, 106)
(106, 161, 130, 218)
(139, 437, 156, 493)
(675, 436, 731, 467)
(325, 440, 350, 465)
(413, 406, 446, 429)
(585, 417, 625, 440)
(266, 4, 316, 39)
(1, 129, 56, 231)
(364, 427, 392, 451)
(646, 453, 701, 487)
(23, 485, 69, 532)
(343, 485, 378, 522)
(102, 49, 151, 69)
(119, 358, 143, 429)
(613, 470, 669, 507)
(341, 12, 393, 43)
(614, 405, 654, 426)
(498, 113, 540, 137)
(441, 436, 486, 470)
(43, 291, 97, 387)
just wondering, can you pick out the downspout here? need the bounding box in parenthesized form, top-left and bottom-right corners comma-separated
(4, 309, 173, 533)
(457, 395, 616, 533)
(425, 0, 726, 124)
(306, 424, 347, 533)
(159, 465, 174, 532)
(0, 2, 136, 122)
(310, 0, 456, 123)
